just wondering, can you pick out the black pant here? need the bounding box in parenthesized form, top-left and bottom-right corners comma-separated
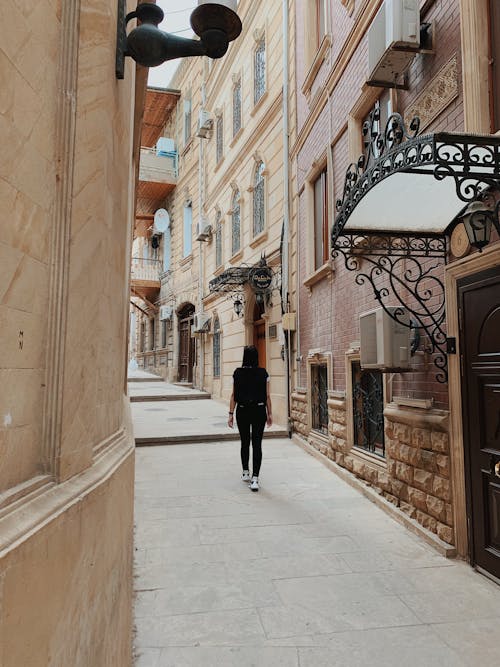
(236, 404, 266, 476)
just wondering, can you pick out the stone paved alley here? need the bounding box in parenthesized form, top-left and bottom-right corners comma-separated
(131, 373, 500, 667)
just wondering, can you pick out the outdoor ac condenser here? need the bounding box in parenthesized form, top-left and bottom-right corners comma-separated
(359, 306, 411, 370)
(367, 0, 420, 86)
(196, 110, 212, 138)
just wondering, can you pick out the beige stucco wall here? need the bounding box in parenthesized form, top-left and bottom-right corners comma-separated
(0, 0, 136, 663)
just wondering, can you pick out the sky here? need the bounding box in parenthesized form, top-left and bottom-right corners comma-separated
(147, 0, 197, 89)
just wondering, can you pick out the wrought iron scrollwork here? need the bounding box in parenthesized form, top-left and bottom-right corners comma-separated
(334, 233, 448, 383)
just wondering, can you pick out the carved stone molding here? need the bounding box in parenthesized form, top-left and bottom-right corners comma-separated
(405, 56, 458, 132)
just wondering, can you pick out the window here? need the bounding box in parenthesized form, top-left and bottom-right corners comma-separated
(183, 95, 192, 145)
(215, 211, 223, 268)
(183, 202, 192, 257)
(362, 91, 392, 163)
(161, 319, 167, 348)
(254, 38, 266, 105)
(352, 361, 385, 458)
(213, 316, 221, 378)
(216, 114, 223, 163)
(253, 161, 265, 237)
(316, 0, 327, 49)
(163, 226, 171, 272)
(149, 317, 155, 351)
(140, 321, 146, 353)
(233, 78, 242, 136)
(311, 364, 328, 434)
(231, 190, 241, 255)
(313, 167, 329, 270)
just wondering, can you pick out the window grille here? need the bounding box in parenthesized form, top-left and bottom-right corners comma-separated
(254, 39, 266, 105)
(215, 211, 222, 267)
(231, 190, 241, 255)
(216, 114, 223, 163)
(253, 162, 265, 236)
(213, 317, 221, 377)
(233, 79, 242, 136)
(311, 364, 328, 434)
(352, 360, 385, 457)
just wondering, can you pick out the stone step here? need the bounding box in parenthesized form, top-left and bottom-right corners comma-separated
(127, 377, 164, 383)
(130, 394, 211, 402)
(135, 429, 289, 446)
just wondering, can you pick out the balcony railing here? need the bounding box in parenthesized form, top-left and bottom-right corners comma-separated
(139, 146, 178, 182)
(131, 257, 162, 282)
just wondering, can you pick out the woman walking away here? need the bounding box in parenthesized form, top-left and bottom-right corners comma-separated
(228, 345, 272, 491)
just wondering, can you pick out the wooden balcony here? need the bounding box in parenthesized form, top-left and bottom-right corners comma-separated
(130, 257, 162, 306)
(137, 148, 177, 212)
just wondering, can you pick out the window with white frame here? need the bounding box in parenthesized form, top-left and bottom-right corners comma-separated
(213, 316, 221, 378)
(233, 78, 242, 137)
(215, 210, 223, 268)
(231, 189, 241, 255)
(163, 225, 171, 272)
(313, 166, 329, 270)
(253, 161, 265, 237)
(183, 202, 192, 257)
(216, 113, 223, 163)
(254, 37, 266, 105)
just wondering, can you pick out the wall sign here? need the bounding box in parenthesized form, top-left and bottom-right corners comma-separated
(249, 265, 273, 291)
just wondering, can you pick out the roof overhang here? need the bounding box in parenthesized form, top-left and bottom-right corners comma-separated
(141, 87, 181, 148)
(332, 130, 500, 242)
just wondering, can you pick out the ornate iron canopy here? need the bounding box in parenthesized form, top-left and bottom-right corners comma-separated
(332, 110, 500, 242)
(208, 257, 280, 313)
(330, 111, 500, 384)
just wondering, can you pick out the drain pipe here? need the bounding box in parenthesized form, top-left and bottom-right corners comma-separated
(282, 0, 292, 437)
(197, 74, 207, 391)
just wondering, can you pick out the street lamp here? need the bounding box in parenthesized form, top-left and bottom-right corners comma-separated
(461, 200, 500, 252)
(117, 1, 242, 79)
(233, 297, 243, 317)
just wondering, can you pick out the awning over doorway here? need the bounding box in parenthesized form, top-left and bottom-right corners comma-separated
(332, 120, 500, 242)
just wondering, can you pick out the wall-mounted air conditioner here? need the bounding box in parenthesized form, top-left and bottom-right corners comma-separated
(192, 312, 211, 334)
(196, 110, 213, 138)
(195, 220, 212, 242)
(159, 305, 173, 321)
(367, 0, 420, 88)
(359, 306, 411, 370)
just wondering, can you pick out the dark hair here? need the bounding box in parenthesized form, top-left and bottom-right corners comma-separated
(242, 345, 259, 368)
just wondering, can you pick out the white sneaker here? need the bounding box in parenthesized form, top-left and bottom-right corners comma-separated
(249, 476, 259, 492)
(241, 470, 250, 482)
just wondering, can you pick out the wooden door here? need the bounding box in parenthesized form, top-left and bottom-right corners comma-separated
(459, 266, 500, 580)
(253, 320, 266, 369)
(178, 309, 195, 382)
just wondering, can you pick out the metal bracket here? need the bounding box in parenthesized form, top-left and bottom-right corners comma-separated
(115, 0, 127, 80)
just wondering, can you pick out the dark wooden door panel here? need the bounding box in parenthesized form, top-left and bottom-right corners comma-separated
(460, 266, 500, 580)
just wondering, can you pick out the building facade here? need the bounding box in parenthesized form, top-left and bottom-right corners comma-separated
(132, 0, 297, 428)
(291, 0, 500, 581)
(0, 1, 142, 663)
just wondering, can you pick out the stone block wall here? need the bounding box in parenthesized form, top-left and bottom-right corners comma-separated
(292, 396, 454, 546)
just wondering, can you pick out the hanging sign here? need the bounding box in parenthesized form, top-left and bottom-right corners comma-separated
(249, 265, 273, 291)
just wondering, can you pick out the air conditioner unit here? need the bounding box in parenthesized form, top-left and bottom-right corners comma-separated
(196, 109, 213, 138)
(159, 305, 173, 321)
(195, 221, 212, 242)
(367, 0, 420, 87)
(359, 306, 411, 370)
(192, 312, 211, 334)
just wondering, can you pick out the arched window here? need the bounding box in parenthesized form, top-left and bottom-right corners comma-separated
(213, 316, 221, 378)
(216, 114, 223, 163)
(231, 190, 241, 256)
(232, 79, 242, 137)
(215, 211, 223, 268)
(253, 162, 265, 237)
(254, 38, 266, 105)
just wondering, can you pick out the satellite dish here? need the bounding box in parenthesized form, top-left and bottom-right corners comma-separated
(153, 208, 170, 234)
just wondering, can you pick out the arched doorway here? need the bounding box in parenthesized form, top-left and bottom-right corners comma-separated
(252, 299, 266, 368)
(178, 303, 195, 382)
